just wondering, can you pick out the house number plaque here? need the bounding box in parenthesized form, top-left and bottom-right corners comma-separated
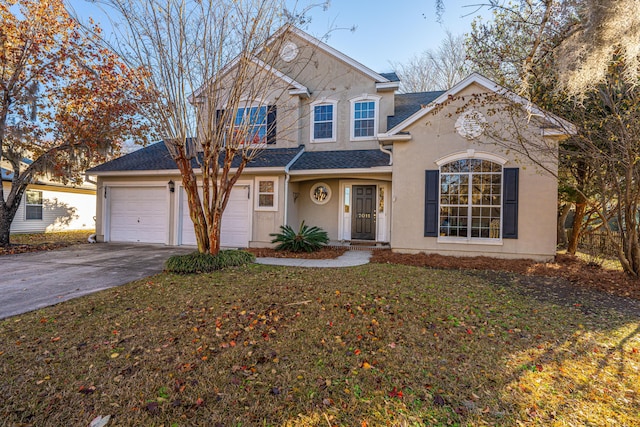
(357, 213, 371, 219)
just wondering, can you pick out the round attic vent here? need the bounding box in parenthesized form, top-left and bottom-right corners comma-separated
(455, 110, 487, 140)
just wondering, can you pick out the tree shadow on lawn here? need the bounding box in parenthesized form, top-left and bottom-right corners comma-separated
(471, 270, 640, 425)
(0, 264, 638, 426)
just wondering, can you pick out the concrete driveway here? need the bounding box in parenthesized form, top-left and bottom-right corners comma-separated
(0, 243, 193, 320)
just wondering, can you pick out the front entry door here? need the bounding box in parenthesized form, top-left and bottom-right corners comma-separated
(351, 185, 376, 240)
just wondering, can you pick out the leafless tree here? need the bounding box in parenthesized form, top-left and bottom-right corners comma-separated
(98, 0, 321, 254)
(392, 30, 470, 93)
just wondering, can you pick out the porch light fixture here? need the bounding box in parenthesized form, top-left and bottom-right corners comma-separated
(168, 180, 175, 193)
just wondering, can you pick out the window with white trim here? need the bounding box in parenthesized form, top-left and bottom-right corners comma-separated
(310, 100, 337, 142)
(234, 106, 267, 145)
(439, 159, 502, 239)
(350, 95, 379, 140)
(255, 178, 278, 211)
(25, 190, 43, 220)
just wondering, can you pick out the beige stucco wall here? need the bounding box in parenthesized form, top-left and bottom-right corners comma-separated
(390, 84, 559, 261)
(201, 31, 396, 154)
(293, 179, 341, 240)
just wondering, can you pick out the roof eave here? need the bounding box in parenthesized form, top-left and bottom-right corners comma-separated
(89, 166, 288, 177)
(377, 133, 412, 142)
(289, 166, 393, 175)
(376, 82, 400, 92)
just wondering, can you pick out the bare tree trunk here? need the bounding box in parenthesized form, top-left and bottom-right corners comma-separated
(557, 203, 571, 249)
(209, 208, 222, 255)
(0, 210, 12, 246)
(0, 184, 26, 247)
(567, 198, 586, 255)
(175, 155, 208, 253)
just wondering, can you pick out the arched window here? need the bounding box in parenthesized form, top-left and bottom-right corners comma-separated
(439, 159, 503, 239)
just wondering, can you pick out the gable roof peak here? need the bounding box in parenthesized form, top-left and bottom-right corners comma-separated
(383, 72, 575, 136)
(275, 25, 393, 84)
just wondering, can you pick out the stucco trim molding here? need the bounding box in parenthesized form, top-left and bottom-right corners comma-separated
(435, 150, 508, 167)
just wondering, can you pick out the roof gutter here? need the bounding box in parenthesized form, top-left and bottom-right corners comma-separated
(88, 166, 289, 177)
(377, 133, 412, 142)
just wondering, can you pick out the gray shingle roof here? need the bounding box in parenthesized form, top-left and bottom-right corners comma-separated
(289, 150, 390, 170)
(379, 72, 400, 82)
(387, 91, 445, 130)
(88, 142, 304, 173)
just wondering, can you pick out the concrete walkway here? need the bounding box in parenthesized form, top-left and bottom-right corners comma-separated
(255, 250, 371, 267)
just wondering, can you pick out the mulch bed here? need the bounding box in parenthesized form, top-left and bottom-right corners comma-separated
(245, 246, 348, 259)
(0, 242, 79, 256)
(371, 250, 640, 302)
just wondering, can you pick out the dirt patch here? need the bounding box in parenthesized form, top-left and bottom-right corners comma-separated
(371, 250, 640, 302)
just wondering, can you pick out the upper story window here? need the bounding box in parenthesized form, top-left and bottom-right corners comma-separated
(25, 190, 43, 220)
(219, 104, 277, 146)
(310, 99, 337, 142)
(234, 106, 267, 144)
(350, 95, 380, 141)
(439, 159, 503, 240)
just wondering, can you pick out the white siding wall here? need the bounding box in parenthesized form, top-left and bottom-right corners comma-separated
(9, 186, 96, 234)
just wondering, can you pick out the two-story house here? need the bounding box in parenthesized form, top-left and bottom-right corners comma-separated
(88, 26, 571, 261)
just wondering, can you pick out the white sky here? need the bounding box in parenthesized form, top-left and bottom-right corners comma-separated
(66, 0, 491, 73)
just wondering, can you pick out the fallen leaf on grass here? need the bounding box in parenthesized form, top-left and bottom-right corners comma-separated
(144, 402, 159, 414)
(79, 385, 96, 394)
(433, 394, 446, 406)
(388, 387, 403, 398)
(89, 415, 111, 427)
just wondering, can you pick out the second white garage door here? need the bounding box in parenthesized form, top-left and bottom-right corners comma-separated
(179, 185, 250, 248)
(109, 187, 167, 244)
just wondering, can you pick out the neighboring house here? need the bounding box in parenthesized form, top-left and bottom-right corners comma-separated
(1, 162, 96, 234)
(87, 26, 572, 261)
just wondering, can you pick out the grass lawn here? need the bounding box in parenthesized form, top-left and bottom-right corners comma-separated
(1, 263, 638, 426)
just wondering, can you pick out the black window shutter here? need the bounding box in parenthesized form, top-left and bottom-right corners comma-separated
(502, 168, 519, 239)
(267, 105, 277, 144)
(215, 109, 225, 129)
(424, 170, 439, 237)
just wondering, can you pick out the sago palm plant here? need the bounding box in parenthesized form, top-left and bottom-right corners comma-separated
(270, 221, 329, 252)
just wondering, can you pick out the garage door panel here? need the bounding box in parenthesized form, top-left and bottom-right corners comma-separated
(110, 187, 167, 244)
(180, 186, 250, 247)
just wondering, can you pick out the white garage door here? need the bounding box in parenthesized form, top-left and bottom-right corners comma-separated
(180, 185, 250, 248)
(109, 187, 167, 243)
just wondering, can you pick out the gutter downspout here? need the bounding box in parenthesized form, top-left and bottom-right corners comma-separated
(378, 142, 393, 166)
(283, 146, 306, 226)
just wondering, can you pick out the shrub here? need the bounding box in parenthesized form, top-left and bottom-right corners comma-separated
(164, 250, 255, 274)
(270, 221, 329, 252)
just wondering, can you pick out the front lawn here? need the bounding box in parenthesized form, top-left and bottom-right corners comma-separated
(1, 264, 638, 426)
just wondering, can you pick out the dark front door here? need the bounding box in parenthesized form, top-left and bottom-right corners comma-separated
(351, 185, 376, 240)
